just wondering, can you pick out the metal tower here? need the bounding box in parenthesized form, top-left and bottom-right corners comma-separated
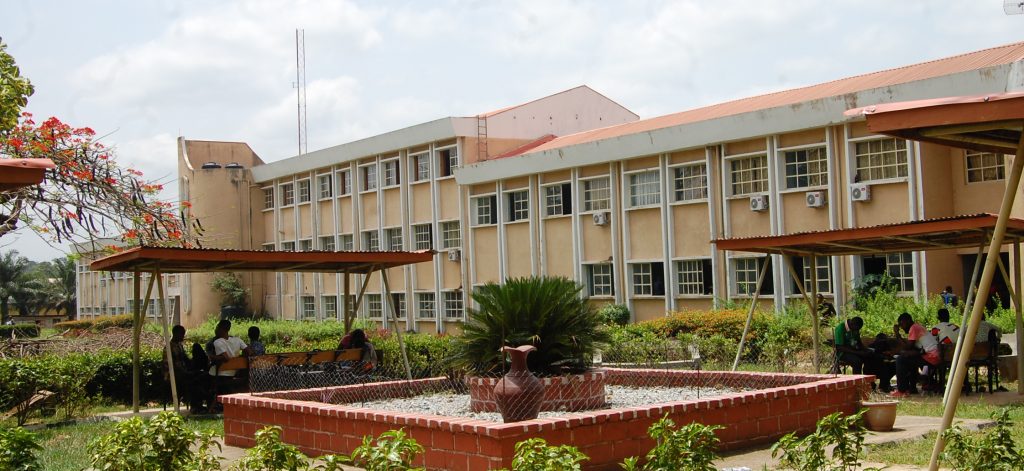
(295, 29, 308, 156)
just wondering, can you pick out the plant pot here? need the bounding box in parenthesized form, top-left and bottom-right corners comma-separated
(493, 345, 544, 423)
(861, 400, 898, 432)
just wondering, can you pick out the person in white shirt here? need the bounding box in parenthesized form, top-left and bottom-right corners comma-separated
(930, 308, 960, 345)
(208, 319, 250, 377)
(975, 313, 1002, 344)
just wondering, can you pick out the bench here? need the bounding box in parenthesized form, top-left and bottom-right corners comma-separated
(211, 348, 367, 399)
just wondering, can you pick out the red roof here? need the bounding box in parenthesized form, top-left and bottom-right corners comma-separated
(90, 247, 435, 274)
(0, 159, 55, 192)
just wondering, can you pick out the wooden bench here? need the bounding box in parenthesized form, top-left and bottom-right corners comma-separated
(211, 349, 366, 399)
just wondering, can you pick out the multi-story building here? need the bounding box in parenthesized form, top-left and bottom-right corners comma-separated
(76, 41, 1024, 328)
(74, 238, 182, 323)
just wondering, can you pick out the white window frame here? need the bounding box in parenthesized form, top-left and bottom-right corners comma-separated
(262, 187, 274, 210)
(506, 189, 529, 222)
(441, 221, 461, 248)
(317, 174, 333, 199)
(676, 258, 712, 296)
(965, 151, 1006, 183)
(390, 293, 406, 319)
(438, 146, 458, 178)
(281, 241, 296, 251)
(443, 291, 463, 320)
(852, 137, 908, 183)
(366, 294, 383, 318)
(732, 257, 771, 296)
(585, 263, 614, 297)
(319, 235, 336, 251)
(411, 152, 430, 182)
(581, 177, 611, 213)
(340, 234, 354, 251)
(360, 163, 378, 192)
(543, 182, 572, 217)
(797, 255, 832, 295)
(336, 170, 352, 196)
(671, 162, 708, 203)
(471, 195, 497, 226)
(382, 158, 400, 187)
(886, 252, 915, 294)
(322, 296, 338, 319)
(782, 146, 828, 190)
(384, 227, 403, 251)
(261, 243, 275, 251)
(413, 224, 433, 250)
(631, 262, 654, 296)
(416, 292, 436, 319)
(280, 183, 295, 206)
(300, 295, 316, 320)
(728, 154, 768, 196)
(626, 169, 661, 208)
(363, 230, 380, 251)
(298, 239, 313, 252)
(297, 179, 311, 203)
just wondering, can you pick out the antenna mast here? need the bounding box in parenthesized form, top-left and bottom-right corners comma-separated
(295, 28, 308, 155)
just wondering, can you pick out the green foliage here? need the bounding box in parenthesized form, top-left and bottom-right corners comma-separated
(753, 308, 811, 371)
(942, 408, 1024, 470)
(598, 304, 631, 326)
(987, 303, 1018, 334)
(847, 287, 943, 339)
(47, 354, 99, 420)
(771, 410, 879, 471)
(0, 39, 34, 131)
(93, 314, 134, 330)
(0, 356, 49, 426)
(621, 415, 721, 471)
(232, 426, 311, 471)
(499, 437, 587, 471)
(0, 425, 41, 471)
(447, 277, 610, 375)
(851, 273, 897, 308)
(211, 273, 249, 308)
(349, 428, 424, 471)
(677, 333, 737, 368)
(53, 319, 93, 330)
(85, 349, 166, 405)
(642, 308, 770, 340)
(0, 323, 39, 339)
(88, 411, 222, 471)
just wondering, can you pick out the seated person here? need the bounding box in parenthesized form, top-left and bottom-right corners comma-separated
(892, 312, 941, 397)
(975, 313, 1002, 344)
(930, 308, 960, 345)
(339, 329, 378, 372)
(208, 319, 251, 406)
(248, 326, 265, 356)
(817, 294, 837, 322)
(833, 316, 893, 392)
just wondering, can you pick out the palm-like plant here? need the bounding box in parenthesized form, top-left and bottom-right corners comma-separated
(447, 276, 609, 375)
(42, 257, 76, 317)
(0, 250, 32, 323)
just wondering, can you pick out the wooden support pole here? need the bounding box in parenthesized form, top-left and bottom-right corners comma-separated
(155, 272, 178, 413)
(132, 271, 141, 414)
(929, 130, 1024, 470)
(350, 270, 374, 325)
(1015, 240, 1023, 394)
(784, 255, 820, 373)
(943, 241, 987, 405)
(381, 269, 413, 381)
(732, 258, 771, 371)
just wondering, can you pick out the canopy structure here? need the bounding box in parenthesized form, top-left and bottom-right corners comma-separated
(90, 246, 435, 414)
(0, 158, 55, 192)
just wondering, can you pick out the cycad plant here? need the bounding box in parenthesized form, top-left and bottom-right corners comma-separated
(447, 276, 609, 375)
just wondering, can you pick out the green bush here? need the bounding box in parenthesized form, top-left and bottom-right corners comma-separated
(597, 304, 631, 326)
(0, 425, 41, 471)
(0, 357, 50, 426)
(53, 319, 93, 330)
(233, 426, 312, 471)
(752, 308, 812, 371)
(89, 411, 221, 471)
(942, 408, 1024, 470)
(349, 428, 425, 471)
(0, 323, 39, 339)
(621, 414, 721, 471)
(678, 333, 737, 368)
(505, 437, 587, 471)
(85, 349, 166, 405)
(641, 308, 770, 341)
(771, 410, 878, 471)
(48, 354, 100, 420)
(92, 314, 134, 330)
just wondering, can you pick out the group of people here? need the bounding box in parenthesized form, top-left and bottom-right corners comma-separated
(166, 320, 378, 413)
(834, 287, 1003, 397)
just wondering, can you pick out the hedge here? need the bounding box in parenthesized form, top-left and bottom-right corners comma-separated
(54, 314, 135, 332)
(0, 324, 39, 339)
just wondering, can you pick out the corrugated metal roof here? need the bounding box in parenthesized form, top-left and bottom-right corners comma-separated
(90, 247, 435, 274)
(512, 41, 1024, 157)
(0, 158, 55, 192)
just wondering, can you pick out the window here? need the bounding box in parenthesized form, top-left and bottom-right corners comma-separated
(319, 235, 336, 251)
(729, 155, 768, 195)
(544, 183, 572, 216)
(673, 164, 708, 202)
(280, 183, 295, 206)
(297, 179, 311, 203)
(631, 262, 665, 296)
(628, 170, 661, 207)
(793, 256, 832, 294)
(443, 291, 463, 319)
(361, 164, 378, 191)
(733, 257, 773, 295)
(412, 153, 430, 182)
(363, 230, 380, 251)
(384, 227, 403, 251)
(390, 293, 406, 318)
(416, 293, 436, 319)
(886, 252, 914, 293)
(382, 159, 400, 187)
(337, 170, 351, 195)
(441, 221, 461, 248)
(582, 178, 611, 212)
(301, 296, 316, 320)
(438, 147, 458, 177)
(413, 224, 433, 250)
(472, 195, 497, 226)
(340, 234, 354, 251)
(586, 264, 614, 297)
(966, 151, 1005, 183)
(854, 138, 907, 182)
(323, 296, 338, 319)
(298, 239, 312, 251)
(263, 188, 274, 209)
(317, 174, 333, 199)
(676, 259, 713, 295)
(507, 190, 529, 222)
(281, 241, 296, 251)
(784, 148, 828, 189)
(261, 243, 275, 251)
(366, 294, 382, 318)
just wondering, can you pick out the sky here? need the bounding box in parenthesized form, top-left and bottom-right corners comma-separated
(1, 0, 1022, 260)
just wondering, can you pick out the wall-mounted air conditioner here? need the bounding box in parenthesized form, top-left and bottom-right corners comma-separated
(749, 195, 769, 212)
(447, 249, 461, 262)
(850, 183, 871, 202)
(592, 212, 610, 226)
(805, 191, 826, 208)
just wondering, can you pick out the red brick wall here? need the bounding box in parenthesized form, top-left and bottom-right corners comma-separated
(222, 370, 873, 470)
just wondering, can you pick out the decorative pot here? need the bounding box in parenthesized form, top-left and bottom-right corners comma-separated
(493, 345, 544, 423)
(861, 401, 898, 432)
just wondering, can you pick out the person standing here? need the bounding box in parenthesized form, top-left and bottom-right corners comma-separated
(940, 286, 959, 307)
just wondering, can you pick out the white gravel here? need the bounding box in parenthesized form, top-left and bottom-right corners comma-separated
(348, 385, 743, 422)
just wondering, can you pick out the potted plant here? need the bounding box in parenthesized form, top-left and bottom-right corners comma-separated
(211, 273, 249, 319)
(446, 276, 610, 422)
(859, 390, 898, 432)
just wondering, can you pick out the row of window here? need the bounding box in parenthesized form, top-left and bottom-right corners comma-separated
(266, 222, 462, 252)
(298, 292, 464, 320)
(264, 148, 458, 209)
(582, 252, 915, 298)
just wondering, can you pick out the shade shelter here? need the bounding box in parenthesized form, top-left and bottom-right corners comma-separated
(90, 246, 435, 413)
(0, 158, 55, 192)
(845, 92, 1024, 471)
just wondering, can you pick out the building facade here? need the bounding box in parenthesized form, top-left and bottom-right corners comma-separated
(76, 42, 1024, 328)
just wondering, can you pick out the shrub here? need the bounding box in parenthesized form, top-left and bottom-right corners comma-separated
(53, 319, 93, 330)
(771, 410, 878, 471)
(233, 426, 312, 471)
(942, 408, 1024, 470)
(92, 314, 134, 330)
(0, 323, 39, 339)
(752, 308, 811, 371)
(212, 273, 249, 308)
(0, 425, 41, 471)
(89, 411, 221, 471)
(48, 354, 100, 420)
(85, 349, 167, 405)
(642, 308, 769, 341)
(349, 428, 425, 471)
(505, 437, 587, 471)
(678, 333, 737, 368)
(621, 414, 721, 471)
(598, 304, 631, 326)
(0, 357, 49, 426)
(604, 328, 681, 365)
(447, 277, 610, 375)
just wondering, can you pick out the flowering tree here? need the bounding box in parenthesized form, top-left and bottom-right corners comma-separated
(1, 39, 199, 250)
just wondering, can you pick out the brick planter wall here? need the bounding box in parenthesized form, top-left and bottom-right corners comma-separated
(222, 370, 873, 471)
(467, 369, 607, 412)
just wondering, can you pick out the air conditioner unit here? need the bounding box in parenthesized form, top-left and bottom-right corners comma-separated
(592, 211, 610, 226)
(749, 195, 769, 212)
(850, 183, 871, 202)
(805, 191, 826, 208)
(447, 249, 461, 262)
